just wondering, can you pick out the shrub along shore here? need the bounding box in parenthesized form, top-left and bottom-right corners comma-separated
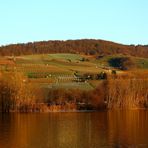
(0, 70, 148, 113)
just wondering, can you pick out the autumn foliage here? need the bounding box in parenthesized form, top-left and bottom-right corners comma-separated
(0, 70, 148, 112)
(0, 39, 148, 58)
(0, 72, 36, 112)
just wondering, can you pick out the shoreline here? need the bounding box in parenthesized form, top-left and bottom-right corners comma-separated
(1, 108, 148, 114)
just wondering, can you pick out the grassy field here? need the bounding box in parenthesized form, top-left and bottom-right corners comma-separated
(15, 53, 105, 75)
(94, 54, 148, 69)
(48, 53, 82, 61)
(1, 53, 147, 90)
(135, 57, 148, 69)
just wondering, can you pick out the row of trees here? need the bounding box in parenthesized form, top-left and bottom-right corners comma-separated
(74, 72, 107, 82)
(0, 39, 148, 57)
(47, 81, 106, 110)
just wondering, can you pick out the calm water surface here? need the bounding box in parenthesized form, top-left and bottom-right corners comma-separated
(0, 110, 148, 148)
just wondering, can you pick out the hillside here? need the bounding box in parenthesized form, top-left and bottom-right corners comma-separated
(0, 40, 148, 111)
(1, 53, 147, 91)
(0, 53, 148, 112)
(0, 39, 148, 58)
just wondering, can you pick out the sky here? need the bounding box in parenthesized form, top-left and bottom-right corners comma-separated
(0, 0, 148, 45)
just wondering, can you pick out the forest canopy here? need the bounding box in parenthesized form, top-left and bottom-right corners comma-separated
(0, 39, 148, 57)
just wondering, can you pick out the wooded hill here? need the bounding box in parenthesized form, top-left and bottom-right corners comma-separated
(0, 39, 148, 57)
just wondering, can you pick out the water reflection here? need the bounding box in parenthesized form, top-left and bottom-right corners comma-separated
(107, 110, 148, 147)
(0, 111, 148, 148)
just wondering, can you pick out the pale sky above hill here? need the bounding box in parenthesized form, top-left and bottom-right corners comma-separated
(0, 0, 148, 45)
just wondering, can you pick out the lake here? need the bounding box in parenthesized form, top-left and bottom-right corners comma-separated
(0, 110, 148, 148)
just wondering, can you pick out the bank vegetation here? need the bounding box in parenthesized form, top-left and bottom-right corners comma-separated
(0, 70, 148, 112)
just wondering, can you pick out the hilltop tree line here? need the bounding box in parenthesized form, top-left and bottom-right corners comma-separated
(0, 39, 148, 57)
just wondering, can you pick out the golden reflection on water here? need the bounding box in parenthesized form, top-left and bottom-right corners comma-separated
(107, 110, 148, 147)
(0, 111, 148, 148)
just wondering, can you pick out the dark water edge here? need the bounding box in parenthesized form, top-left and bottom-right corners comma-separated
(0, 110, 148, 148)
(2, 107, 148, 113)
